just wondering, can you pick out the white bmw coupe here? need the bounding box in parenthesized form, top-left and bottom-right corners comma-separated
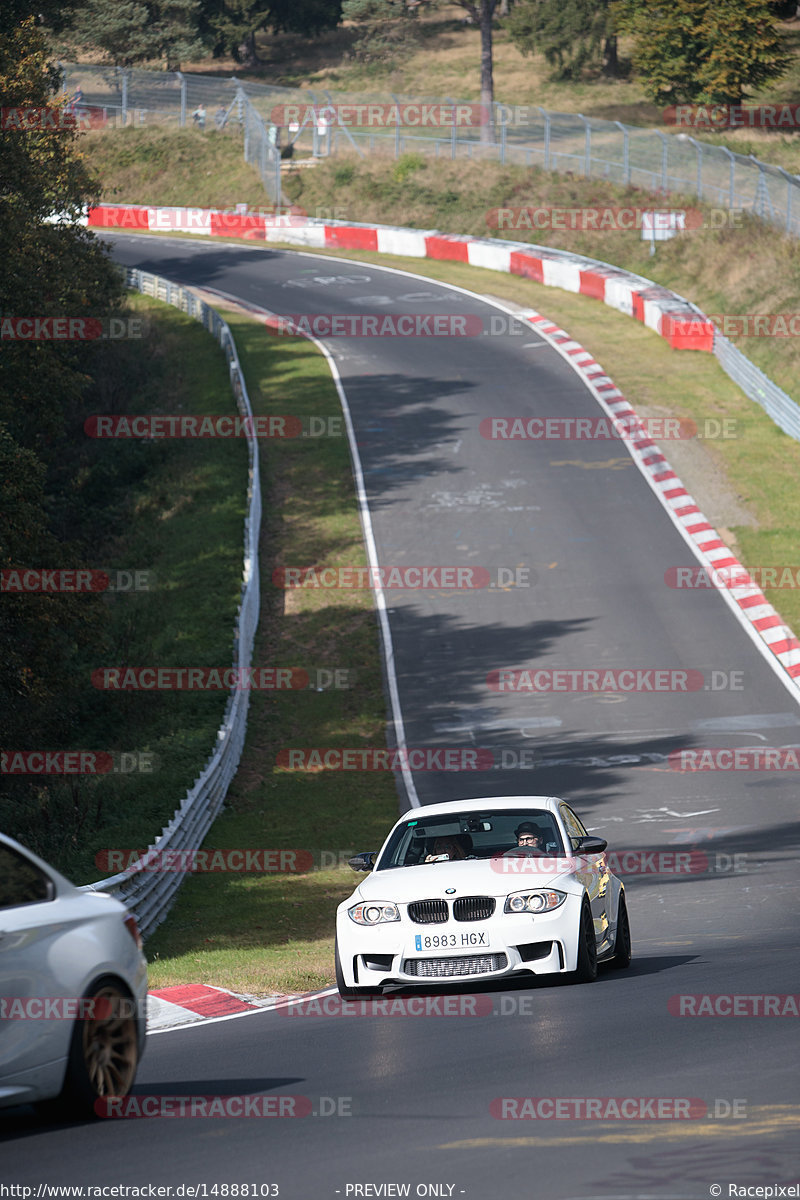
(335, 796, 631, 995)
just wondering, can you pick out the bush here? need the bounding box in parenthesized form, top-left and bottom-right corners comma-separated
(333, 162, 357, 186)
(392, 152, 426, 183)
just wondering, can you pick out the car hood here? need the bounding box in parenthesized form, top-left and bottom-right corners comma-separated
(352, 857, 580, 902)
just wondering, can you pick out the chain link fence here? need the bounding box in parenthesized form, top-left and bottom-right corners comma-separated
(60, 64, 286, 205)
(61, 64, 800, 236)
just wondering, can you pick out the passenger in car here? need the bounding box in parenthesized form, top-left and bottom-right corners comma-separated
(424, 834, 471, 862)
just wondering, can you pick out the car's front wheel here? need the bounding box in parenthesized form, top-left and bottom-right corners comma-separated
(571, 898, 598, 983)
(38, 977, 139, 1119)
(609, 892, 632, 969)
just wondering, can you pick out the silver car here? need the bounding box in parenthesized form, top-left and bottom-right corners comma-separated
(0, 832, 147, 1115)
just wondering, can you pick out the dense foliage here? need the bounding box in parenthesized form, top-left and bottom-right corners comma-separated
(1, 10, 155, 856)
(613, 0, 790, 104)
(56, 0, 343, 67)
(504, 0, 620, 80)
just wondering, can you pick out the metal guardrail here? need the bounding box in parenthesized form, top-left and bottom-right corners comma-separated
(80, 271, 262, 939)
(712, 334, 800, 444)
(481, 232, 800, 443)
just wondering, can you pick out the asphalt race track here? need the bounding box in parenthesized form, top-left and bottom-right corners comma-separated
(3, 233, 799, 1199)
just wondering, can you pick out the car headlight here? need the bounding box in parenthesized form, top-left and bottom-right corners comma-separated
(504, 889, 566, 914)
(348, 902, 400, 926)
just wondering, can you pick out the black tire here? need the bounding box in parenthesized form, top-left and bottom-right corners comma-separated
(37, 977, 139, 1120)
(609, 892, 632, 969)
(572, 898, 598, 983)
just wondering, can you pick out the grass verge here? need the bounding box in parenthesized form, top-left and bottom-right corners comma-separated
(144, 311, 398, 993)
(281, 154, 800, 411)
(80, 125, 269, 209)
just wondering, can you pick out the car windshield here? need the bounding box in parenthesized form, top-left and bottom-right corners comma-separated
(375, 810, 565, 869)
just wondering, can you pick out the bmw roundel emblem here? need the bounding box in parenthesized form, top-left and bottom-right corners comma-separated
(445, 888, 456, 894)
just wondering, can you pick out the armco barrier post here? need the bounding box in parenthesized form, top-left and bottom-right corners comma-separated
(779, 165, 795, 234)
(176, 71, 186, 127)
(579, 114, 591, 177)
(539, 107, 551, 171)
(614, 121, 630, 185)
(692, 136, 702, 198)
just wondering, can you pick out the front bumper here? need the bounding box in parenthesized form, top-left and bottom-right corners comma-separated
(337, 893, 583, 989)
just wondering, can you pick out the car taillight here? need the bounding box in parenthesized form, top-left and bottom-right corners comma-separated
(124, 913, 143, 950)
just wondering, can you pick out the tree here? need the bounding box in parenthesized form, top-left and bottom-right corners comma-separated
(197, 0, 342, 65)
(613, 0, 790, 104)
(340, 0, 423, 65)
(505, 0, 621, 79)
(450, 0, 498, 143)
(0, 16, 124, 453)
(0, 13, 119, 737)
(59, 0, 207, 70)
(0, 426, 104, 747)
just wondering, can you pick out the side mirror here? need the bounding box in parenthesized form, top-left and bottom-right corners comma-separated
(348, 852, 376, 873)
(574, 836, 608, 854)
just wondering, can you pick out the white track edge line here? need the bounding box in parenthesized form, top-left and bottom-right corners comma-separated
(127, 238, 800, 727)
(197, 282, 421, 810)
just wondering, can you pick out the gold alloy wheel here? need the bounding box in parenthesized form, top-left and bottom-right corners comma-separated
(81, 985, 138, 1097)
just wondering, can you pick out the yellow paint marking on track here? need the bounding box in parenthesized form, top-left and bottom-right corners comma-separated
(549, 458, 633, 470)
(437, 1106, 800, 1150)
